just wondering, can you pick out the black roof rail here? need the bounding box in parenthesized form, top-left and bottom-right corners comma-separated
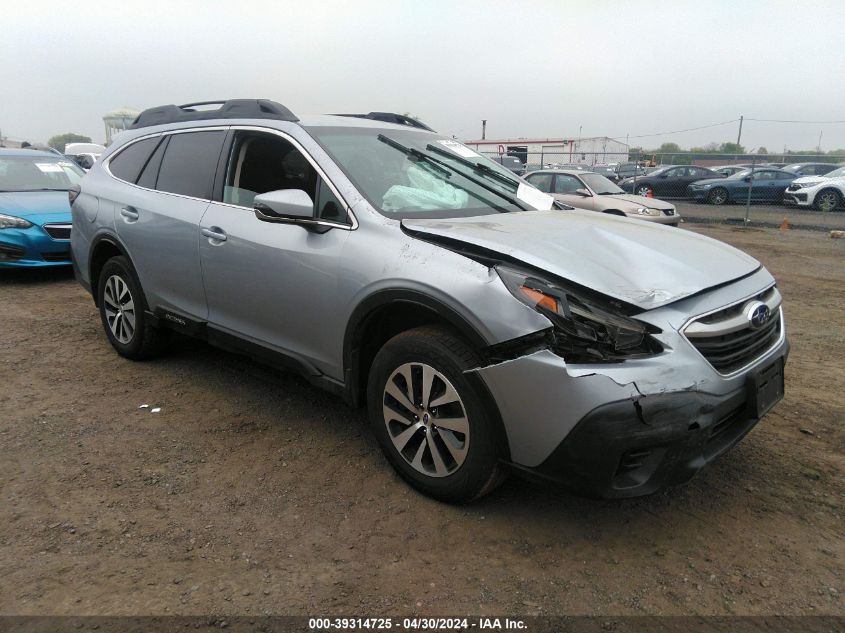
(333, 112, 435, 132)
(129, 99, 298, 129)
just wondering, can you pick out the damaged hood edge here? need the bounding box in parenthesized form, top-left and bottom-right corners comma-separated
(401, 210, 761, 310)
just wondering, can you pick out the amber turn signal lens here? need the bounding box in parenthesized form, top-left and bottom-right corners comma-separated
(520, 286, 559, 314)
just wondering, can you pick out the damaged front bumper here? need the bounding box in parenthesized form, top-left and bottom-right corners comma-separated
(470, 272, 790, 498)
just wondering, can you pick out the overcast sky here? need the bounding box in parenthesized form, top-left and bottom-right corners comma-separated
(2, 0, 844, 152)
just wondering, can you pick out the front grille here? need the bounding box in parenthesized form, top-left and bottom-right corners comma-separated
(787, 184, 802, 191)
(41, 250, 71, 262)
(662, 209, 675, 216)
(43, 223, 71, 240)
(0, 243, 25, 261)
(688, 311, 781, 374)
(684, 287, 783, 374)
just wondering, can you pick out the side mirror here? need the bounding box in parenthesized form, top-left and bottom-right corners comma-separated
(574, 188, 591, 197)
(743, 176, 751, 183)
(254, 189, 315, 224)
(658, 173, 668, 179)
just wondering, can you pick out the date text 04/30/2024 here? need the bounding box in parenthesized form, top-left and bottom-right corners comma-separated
(308, 617, 527, 630)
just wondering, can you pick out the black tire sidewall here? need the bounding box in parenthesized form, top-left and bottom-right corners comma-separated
(97, 256, 149, 358)
(366, 328, 500, 503)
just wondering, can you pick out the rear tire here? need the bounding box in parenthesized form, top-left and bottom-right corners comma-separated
(97, 256, 169, 360)
(815, 189, 842, 212)
(366, 326, 506, 503)
(707, 187, 728, 205)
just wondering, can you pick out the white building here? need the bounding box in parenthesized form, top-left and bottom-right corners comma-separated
(103, 107, 140, 144)
(463, 136, 628, 167)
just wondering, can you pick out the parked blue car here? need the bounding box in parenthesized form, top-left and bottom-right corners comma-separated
(0, 148, 84, 267)
(687, 168, 796, 205)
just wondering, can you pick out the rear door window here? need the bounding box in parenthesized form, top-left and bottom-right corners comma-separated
(108, 137, 160, 183)
(156, 131, 226, 199)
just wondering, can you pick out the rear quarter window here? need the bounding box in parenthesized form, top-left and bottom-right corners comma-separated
(108, 137, 160, 183)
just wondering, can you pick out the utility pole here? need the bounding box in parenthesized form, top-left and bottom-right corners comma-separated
(481, 120, 487, 140)
(736, 115, 744, 148)
(818, 130, 823, 153)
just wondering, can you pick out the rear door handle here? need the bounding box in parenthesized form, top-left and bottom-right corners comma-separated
(201, 226, 227, 242)
(120, 206, 139, 222)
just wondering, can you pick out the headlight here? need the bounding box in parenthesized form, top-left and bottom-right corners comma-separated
(796, 180, 822, 189)
(636, 207, 661, 216)
(497, 266, 663, 363)
(690, 183, 711, 189)
(0, 214, 33, 229)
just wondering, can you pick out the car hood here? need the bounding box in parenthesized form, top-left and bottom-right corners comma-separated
(793, 174, 843, 185)
(594, 193, 674, 210)
(0, 191, 71, 223)
(402, 210, 759, 310)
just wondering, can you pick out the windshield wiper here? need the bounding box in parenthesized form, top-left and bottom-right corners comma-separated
(424, 143, 522, 191)
(377, 135, 529, 211)
(15, 188, 70, 192)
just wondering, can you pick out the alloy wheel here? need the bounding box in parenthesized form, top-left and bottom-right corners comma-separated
(103, 274, 136, 344)
(636, 185, 652, 197)
(709, 188, 728, 205)
(382, 362, 469, 478)
(818, 191, 839, 212)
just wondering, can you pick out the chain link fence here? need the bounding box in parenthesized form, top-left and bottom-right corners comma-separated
(479, 149, 845, 231)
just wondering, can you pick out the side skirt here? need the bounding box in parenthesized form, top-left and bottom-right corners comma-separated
(146, 309, 348, 401)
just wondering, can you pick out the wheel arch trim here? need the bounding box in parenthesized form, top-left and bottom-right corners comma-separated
(343, 288, 491, 406)
(88, 232, 134, 306)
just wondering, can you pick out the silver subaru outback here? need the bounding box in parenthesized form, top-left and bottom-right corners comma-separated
(70, 99, 788, 502)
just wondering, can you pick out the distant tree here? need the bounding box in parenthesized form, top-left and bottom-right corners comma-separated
(48, 133, 92, 151)
(658, 142, 683, 154)
(757, 147, 768, 154)
(718, 142, 745, 154)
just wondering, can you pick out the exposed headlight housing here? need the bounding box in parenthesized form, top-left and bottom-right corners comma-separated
(497, 266, 663, 363)
(636, 207, 661, 216)
(0, 213, 33, 229)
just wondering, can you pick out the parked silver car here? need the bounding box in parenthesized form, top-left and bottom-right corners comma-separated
(70, 99, 788, 502)
(524, 169, 680, 225)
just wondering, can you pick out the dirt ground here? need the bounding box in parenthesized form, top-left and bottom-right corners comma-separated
(0, 225, 842, 617)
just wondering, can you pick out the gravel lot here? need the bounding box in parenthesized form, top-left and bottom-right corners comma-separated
(0, 224, 842, 617)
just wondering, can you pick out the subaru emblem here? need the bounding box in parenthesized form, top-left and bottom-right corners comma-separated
(746, 302, 771, 329)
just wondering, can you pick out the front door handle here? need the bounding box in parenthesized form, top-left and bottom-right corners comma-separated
(201, 226, 227, 242)
(120, 206, 139, 222)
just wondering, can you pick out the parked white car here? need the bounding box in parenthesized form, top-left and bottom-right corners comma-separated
(783, 166, 845, 211)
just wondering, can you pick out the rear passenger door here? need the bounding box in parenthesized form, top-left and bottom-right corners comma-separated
(198, 127, 352, 377)
(109, 128, 226, 320)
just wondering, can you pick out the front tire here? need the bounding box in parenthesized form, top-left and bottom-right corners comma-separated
(97, 256, 169, 360)
(367, 326, 506, 503)
(815, 189, 842, 212)
(707, 187, 728, 205)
